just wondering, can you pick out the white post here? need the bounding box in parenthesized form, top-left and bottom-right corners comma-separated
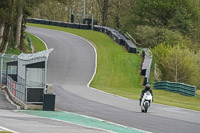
(83, 0, 86, 23)
(44, 58, 47, 93)
(25, 67, 27, 103)
(92, 15, 94, 30)
(0, 54, 5, 84)
(0, 55, 3, 84)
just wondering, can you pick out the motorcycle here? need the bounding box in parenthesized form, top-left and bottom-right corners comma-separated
(140, 91, 152, 113)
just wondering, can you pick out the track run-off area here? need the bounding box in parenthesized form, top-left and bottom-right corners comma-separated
(1, 26, 200, 133)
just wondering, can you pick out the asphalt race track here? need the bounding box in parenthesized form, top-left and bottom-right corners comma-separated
(0, 85, 107, 133)
(26, 26, 200, 133)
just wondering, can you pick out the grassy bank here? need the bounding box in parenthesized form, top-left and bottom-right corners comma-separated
(27, 23, 200, 111)
(26, 32, 47, 52)
(5, 32, 46, 55)
(6, 38, 29, 55)
(27, 23, 143, 99)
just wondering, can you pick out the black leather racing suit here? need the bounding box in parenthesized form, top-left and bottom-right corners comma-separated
(140, 88, 153, 105)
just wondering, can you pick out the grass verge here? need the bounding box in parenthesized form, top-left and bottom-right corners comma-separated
(27, 23, 200, 111)
(27, 23, 143, 99)
(6, 32, 46, 55)
(6, 46, 22, 55)
(26, 32, 47, 52)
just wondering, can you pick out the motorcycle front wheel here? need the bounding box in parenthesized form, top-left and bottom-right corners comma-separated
(144, 108, 148, 113)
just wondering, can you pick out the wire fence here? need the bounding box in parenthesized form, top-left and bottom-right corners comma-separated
(0, 51, 50, 104)
(0, 54, 18, 84)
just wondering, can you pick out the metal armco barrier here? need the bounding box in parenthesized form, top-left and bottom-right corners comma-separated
(153, 81, 196, 97)
(27, 18, 91, 30)
(0, 54, 18, 84)
(27, 18, 138, 54)
(141, 48, 152, 85)
(93, 25, 138, 53)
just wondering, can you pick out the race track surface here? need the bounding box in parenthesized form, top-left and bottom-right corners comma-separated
(0, 88, 16, 110)
(0, 109, 108, 133)
(26, 26, 200, 133)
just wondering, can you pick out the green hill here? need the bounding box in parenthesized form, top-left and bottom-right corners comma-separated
(27, 23, 200, 111)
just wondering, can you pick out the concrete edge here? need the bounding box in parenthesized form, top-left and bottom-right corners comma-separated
(1, 85, 43, 110)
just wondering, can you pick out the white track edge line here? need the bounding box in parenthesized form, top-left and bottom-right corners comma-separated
(29, 33, 48, 50)
(0, 126, 19, 133)
(63, 31, 200, 113)
(62, 31, 137, 101)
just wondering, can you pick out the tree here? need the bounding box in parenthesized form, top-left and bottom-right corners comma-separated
(168, 7, 194, 34)
(0, 0, 16, 53)
(15, 0, 24, 49)
(132, 26, 192, 48)
(153, 44, 198, 86)
(108, 0, 133, 29)
(152, 44, 171, 80)
(0, 9, 5, 48)
(133, 0, 199, 35)
(31, 0, 67, 22)
(133, 26, 161, 48)
(14, 0, 45, 50)
(195, 51, 200, 89)
(0, 0, 10, 48)
(133, 0, 176, 26)
(96, 0, 110, 26)
(163, 46, 198, 84)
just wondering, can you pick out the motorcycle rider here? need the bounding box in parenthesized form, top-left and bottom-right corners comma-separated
(140, 84, 153, 105)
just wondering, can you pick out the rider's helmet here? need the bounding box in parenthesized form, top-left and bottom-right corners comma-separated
(145, 84, 150, 90)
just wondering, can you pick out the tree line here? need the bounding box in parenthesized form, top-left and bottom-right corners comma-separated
(1, 0, 200, 88)
(132, 0, 200, 89)
(0, 0, 44, 53)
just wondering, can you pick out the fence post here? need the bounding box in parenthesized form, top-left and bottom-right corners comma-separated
(25, 67, 27, 103)
(0, 56, 2, 84)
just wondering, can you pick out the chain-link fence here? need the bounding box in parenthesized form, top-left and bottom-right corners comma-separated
(1, 49, 52, 104)
(0, 54, 18, 85)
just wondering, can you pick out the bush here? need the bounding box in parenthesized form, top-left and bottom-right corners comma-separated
(152, 44, 199, 88)
(195, 52, 200, 89)
(132, 25, 162, 48)
(132, 25, 194, 48)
